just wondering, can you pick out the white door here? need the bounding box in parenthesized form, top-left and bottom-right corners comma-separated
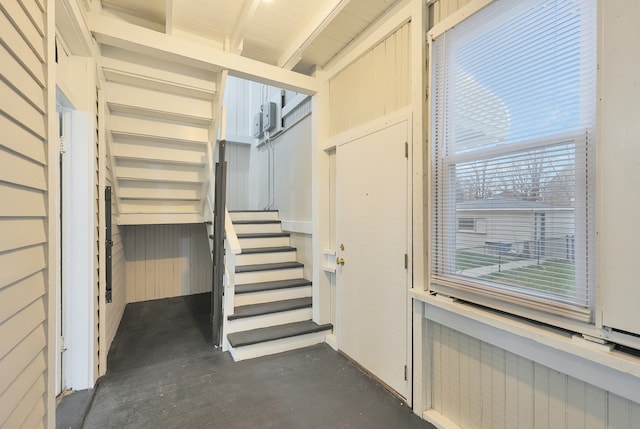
(336, 121, 409, 397)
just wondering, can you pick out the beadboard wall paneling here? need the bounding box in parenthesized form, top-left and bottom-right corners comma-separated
(124, 223, 212, 303)
(225, 142, 251, 211)
(329, 22, 411, 136)
(427, 320, 640, 429)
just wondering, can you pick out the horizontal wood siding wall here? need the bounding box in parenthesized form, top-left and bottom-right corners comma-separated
(124, 224, 212, 303)
(428, 320, 640, 429)
(0, 0, 49, 427)
(104, 146, 126, 352)
(329, 22, 411, 136)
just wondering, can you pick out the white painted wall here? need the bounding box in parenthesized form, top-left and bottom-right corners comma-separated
(597, 0, 640, 335)
(223, 75, 262, 141)
(123, 224, 212, 303)
(257, 116, 312, 224)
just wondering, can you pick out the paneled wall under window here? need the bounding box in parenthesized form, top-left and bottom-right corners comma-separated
(427, 320, 640, 429)
(124, 224, 212, 303)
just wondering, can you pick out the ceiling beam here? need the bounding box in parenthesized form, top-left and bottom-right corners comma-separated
(87, 12, 320, 94)
(277, 0, 352, 70)
(230, 0, 261, 54)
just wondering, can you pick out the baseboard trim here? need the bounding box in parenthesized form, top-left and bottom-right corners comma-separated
(281, 220, 312, 235)
(422, 410, 462, 429)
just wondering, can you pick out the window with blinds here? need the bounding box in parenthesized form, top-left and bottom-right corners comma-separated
(430, 0, 596, 321)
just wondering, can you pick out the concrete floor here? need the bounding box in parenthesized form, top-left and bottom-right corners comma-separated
(75, 293, 434, 428)
(56, 389, 94, 429)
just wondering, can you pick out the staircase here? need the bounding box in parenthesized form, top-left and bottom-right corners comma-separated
(223, 210, 333, 361)
(96, 42, 226, 225)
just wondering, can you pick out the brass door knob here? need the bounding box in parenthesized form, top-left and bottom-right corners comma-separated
(336, 257, 345, 266)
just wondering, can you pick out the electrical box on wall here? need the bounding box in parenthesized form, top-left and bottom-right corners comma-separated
(262, 101, 277, 133)
(253, 112, 263, 138)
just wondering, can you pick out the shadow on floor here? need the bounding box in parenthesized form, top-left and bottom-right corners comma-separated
(80, 293, 434, 429)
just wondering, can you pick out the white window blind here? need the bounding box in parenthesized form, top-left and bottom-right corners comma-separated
(430, 0, 596, 320)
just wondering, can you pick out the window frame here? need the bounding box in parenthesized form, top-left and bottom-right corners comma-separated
(426, 0, 596, 325)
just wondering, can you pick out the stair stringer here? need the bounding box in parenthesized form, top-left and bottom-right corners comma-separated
(220, 209, 241, 351)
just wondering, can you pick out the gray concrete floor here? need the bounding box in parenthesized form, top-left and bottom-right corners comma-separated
(56, 389, 94, 429)
(76, 293, 434, 429)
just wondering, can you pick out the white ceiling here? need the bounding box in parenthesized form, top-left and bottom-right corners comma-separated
(99, 0, 401, 75)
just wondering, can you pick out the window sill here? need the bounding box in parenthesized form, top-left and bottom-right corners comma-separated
(410, 289, 640, 404)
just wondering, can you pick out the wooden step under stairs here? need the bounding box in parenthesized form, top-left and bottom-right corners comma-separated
(224, 210, 332, 361)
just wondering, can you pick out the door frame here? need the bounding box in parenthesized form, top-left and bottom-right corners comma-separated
(330, 108, 414, 404)
(55, 59, 97, 390)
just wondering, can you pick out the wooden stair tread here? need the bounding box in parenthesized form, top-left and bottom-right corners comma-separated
(227, 320, 333, 348)
(228, 297, 311, 320)
(235, 278, 312, 294)
(236, 261, 303, 273)
(237, 232, 290, 239)
(240, 246, 296, 255)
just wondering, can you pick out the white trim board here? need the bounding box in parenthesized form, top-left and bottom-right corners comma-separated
(225, 134, 254, 145)
(325, 107, 412, 151)
(281, 220, 312, 235)
(427, 0, 494, 40)
(411, 290, 640, 405)
(422, 410, 462, 429)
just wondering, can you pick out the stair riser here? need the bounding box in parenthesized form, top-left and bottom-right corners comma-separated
(234, 268, 304, 285)
(238, 236, 290, 248)
(226, 308, 312, 334)
(233, 223, 282, 234)
(235, 251, 297, 266)
(230, 212, 279, 222)
(228, 331, 331, 362)
(234, 286, 312, 306)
